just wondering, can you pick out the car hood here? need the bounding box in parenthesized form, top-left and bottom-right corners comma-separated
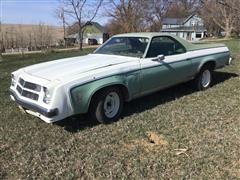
(23, 54, 139, 81)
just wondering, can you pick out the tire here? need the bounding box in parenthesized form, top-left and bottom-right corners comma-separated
(194, 65, 213, 90)
(89, 87, 123, 123)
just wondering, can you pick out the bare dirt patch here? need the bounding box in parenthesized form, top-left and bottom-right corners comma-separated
(121, 131, 169, 154)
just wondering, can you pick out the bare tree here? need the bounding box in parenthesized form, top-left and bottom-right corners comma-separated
(56, 7, 67, 47)
(0, 21, 4, 54)
(200, 0, 240, 37)
(29, 23, 54, 50)
(16, 25, 26, 50)
(106, 0, 172, 34)
(107, 0, 146, 33)
(60, 0, 103, 50)
(165, 0, 200, 18)
(147, 0, 172, 31)
(28, 31, 33, 51)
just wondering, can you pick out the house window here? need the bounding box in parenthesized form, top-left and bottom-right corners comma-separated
(196, 33, 202, 38)
(191, 21, 194, 26)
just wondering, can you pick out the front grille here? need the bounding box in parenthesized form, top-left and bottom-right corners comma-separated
(19, 78, 41, 92)
(19, 78, 24, 86)
(17, 85, 22, 94)
(22, 90, 39, 101)
(16, 78, 41, 101)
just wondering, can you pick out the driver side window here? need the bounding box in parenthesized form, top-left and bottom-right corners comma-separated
(146, 36, 186, 58)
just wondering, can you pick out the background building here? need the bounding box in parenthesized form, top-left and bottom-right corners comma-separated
(65, 22, 108, 45)
(161, 14, 207, 41)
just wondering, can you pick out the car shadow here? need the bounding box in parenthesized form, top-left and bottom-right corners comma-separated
(55, 71, 238, 133)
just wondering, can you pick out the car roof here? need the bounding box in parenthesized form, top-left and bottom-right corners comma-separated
(113, 32, 194, 50)
(113, 32, 172, 38)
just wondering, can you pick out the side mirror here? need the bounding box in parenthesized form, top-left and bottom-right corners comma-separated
(152, 54, 165, 62)
(157, 54, 165, 61)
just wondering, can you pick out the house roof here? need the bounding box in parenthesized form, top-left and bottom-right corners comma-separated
(161, 26, 207, 32)
(65, 21, 107, 39)
(85, 21, 106, 33)
(162, 18, 185, 25)
(162, 14, 201, 25)
(182, 14, 195, 24)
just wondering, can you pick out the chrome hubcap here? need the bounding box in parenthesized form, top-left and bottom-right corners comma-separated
(103, 92, 120, 118)
(201, 70, 211, 87)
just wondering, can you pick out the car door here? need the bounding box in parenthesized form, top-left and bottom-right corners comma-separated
(139, 36, 193, 95)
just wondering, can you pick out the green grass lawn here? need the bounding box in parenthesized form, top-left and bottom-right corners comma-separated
(0, 41, 240, 179)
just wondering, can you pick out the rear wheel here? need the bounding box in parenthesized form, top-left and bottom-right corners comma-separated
(194, 65, 213, 90)
(89, 87, 123, 123)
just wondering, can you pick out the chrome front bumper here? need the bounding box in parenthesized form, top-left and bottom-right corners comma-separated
(10, 89, 58, 118)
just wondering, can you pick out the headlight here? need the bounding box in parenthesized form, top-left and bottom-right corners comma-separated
(43, 87, 51, 104)
(11, 74, 16, 86)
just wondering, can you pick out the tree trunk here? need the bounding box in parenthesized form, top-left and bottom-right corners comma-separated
(80, 41, 83, 50)
(78, 31, 83, 50)
(78, 22, 83, 50)
(224, 18, 232, 38)
(225, 30, 232, 38)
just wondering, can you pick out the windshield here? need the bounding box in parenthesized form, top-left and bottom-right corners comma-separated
(94, 37, 149, 57)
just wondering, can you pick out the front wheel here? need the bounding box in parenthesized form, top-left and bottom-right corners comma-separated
(89, 87, 123, 123)
(194, 65, 213, 90)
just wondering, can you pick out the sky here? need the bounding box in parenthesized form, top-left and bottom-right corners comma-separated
(0, 0, 108, 26)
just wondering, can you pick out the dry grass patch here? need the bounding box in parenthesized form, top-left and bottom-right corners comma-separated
(0, 40, 240, 179)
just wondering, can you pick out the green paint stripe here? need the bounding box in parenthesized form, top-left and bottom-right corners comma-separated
(71, 51, 229, 90)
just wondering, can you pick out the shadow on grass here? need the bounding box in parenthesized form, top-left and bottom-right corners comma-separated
(55, 114, 99, 132)
(55, 71, 238, 132)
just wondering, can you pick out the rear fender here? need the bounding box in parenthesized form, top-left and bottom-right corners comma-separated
(197, 59, 216, 72)
(197, 52, 230, 72)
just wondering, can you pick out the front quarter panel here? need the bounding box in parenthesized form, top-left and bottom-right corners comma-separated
(70, 73, 140, 114)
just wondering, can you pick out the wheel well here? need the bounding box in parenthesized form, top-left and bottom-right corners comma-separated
(117, 85, 130, 101)
(201, 61, 216, 71)
(89, 84, 129, 106)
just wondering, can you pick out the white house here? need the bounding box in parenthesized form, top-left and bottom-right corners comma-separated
(161, 14, 207, 41)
